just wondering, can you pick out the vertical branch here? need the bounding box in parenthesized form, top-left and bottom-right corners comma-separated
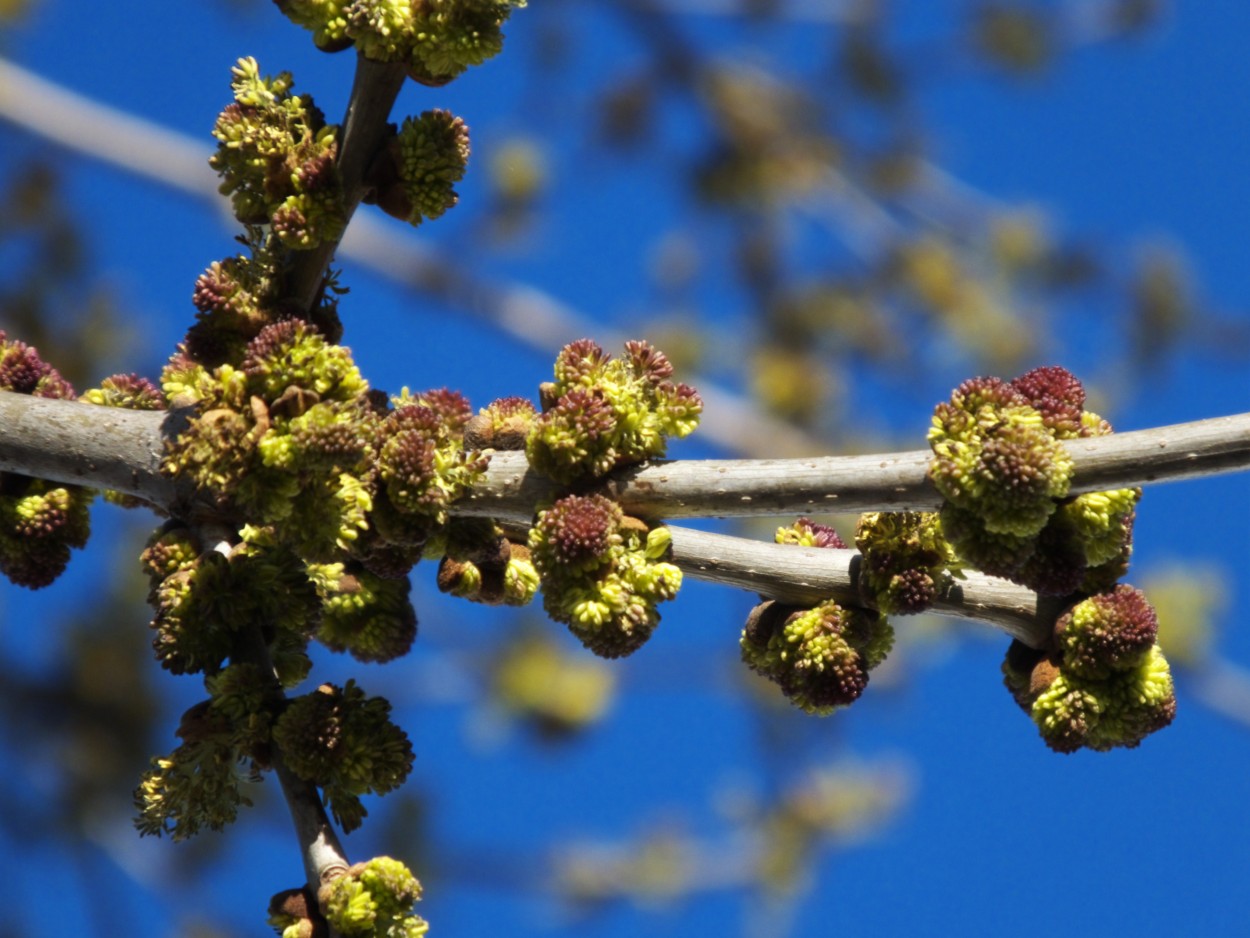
(202, 529, 350, 902)
(286, 53, 409, 313)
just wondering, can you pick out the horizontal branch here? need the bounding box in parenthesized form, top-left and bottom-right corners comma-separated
(459, 411, 1250, 520)
(0, 392, 1244, 646)
(0, 391, 187, 508)
(667, 526, 1059, 647)
(2, 394, 1247, 521)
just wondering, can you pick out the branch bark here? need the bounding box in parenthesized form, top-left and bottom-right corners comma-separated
(286, 54, 408, 314)
(666, 526, 1060, 647)
(3, 391, 1246, 645)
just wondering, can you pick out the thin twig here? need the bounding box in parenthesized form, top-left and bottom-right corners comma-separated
(666, 526, 1056, 647)
(285, 54, 408, 314)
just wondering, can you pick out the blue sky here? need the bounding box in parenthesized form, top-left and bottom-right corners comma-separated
(1, 2, 1249, 936)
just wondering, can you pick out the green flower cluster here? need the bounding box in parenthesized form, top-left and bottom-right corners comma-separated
(528, 494, 682, 658)
(163, 320, 370, 546)
(434, 518, 539, 606)
(159, 320, 496, 663)
(1003, 585, 1176, 752)
(743, 520, 894, 714)
(366, 110, 471, 227)
(740, 599, 893, 715)
(0, 332, 92, 589)
(273, 681, 414, 832)
(366, 387, 489, 553)
(275, 0, 527, 83)
(854, 511, 956, 614)
(140, 524, 319, 682)
(134, 673, 277, 840)
(318, 857, 428, 938)
(312, 563, 418, 662)
(526, 339, 703, 485)
(210, 57, 345, 250)
(929, 365, 1138, 595)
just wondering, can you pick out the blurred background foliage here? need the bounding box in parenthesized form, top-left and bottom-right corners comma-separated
(0, 1, 1244, 936)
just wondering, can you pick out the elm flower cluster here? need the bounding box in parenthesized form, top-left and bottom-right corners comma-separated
(317, 857, 428, 938)
(774, 516, 847, 549)
(742, 519, 893, 714)
(526, 339, 703, 485)
(275, 0, 527, 84)
(313, 564, 418, 662)
(854, 511, 956, 614)
(140, 524, 319, 683)
(365, 387, 489, 563)
(0, 332, 92, 589)
(528, 494, 682, 658)
(162, 320, 373, 557)
(134, 686, 274, 840)
(740, 599, 893, 715)
(366, 110, 471, 227)
(210, 57, 345, 249)
(1002, 585, 1176, 752)
(272, 681, 414, 832)
(929, 365, 1139, 595)
(434, 519, 539, 607)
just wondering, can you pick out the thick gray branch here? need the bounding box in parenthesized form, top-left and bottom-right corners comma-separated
(1, 392, 1245, 646)
(459, 411, 1250, 520)
(3, 395, 1246, 520)
(0, 392, 187, 506)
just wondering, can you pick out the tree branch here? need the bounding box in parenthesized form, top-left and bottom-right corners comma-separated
(286, 53, 408, 314)
(4, 393, 1246, 520)
(458, 411, 1250, 521)
(2, 392, 1244, 646)
(665, 525, 1058, 647)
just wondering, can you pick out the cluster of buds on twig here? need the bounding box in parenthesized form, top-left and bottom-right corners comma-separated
(273, 0, 526, 84)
